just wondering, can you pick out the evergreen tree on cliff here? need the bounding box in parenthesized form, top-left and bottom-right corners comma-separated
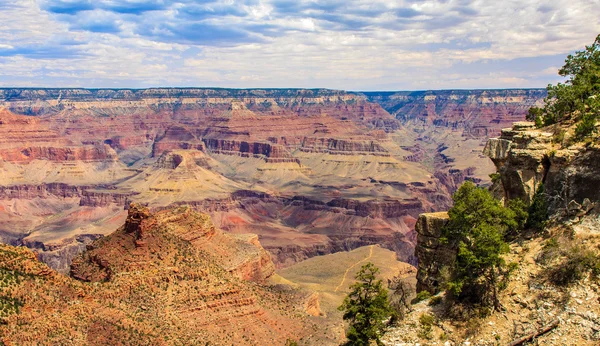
(339, 262, 392, 346)
(443, 182, 519, 311)
(528, 34, 600, 139)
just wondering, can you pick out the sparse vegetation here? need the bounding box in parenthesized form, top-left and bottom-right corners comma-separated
(552, 128, 566, 145)
(428, 295, 443, 306)
(547, 240, 600, 286)
(338, 262, 393, 346)
(285, 339, 299, 346)
(388, 276, 414, 320)
(418, 313, 435, 340)
(489, 172, 501, 184)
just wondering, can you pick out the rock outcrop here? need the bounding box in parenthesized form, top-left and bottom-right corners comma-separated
(484, 122, 553, 203)
(484, 121, 600, 213)
(414, 212, 453, 293)
(72, 203, 275, 283)
(0, 205, 333, 345)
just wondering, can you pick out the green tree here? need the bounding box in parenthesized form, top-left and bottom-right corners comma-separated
(527, 35, 600, 138)
(525, 184, 549, 231)
(443, 182, 518, 310)
(507, 198, 529, 238)
(338, 263, 392, 346)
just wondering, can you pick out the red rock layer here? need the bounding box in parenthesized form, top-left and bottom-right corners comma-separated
(0, 206, 332, 345)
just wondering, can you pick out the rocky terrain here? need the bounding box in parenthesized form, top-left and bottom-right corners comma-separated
(0, 88, 546, 272)
(383, 120, 600, 345)
(0, 204, 336, 345)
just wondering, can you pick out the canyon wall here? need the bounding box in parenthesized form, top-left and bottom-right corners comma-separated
(0, 88, 545, 271)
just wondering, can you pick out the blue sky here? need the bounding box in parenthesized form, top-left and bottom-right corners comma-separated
(0, 0, 598, 90)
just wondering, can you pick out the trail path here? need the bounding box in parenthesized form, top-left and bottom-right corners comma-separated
(334, 245, 375, 292)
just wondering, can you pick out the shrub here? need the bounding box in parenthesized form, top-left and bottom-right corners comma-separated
(575, 111, 598, 139)
(489, 173, 501, 184)
(428, 296, 443, 306)
(411, 290, 431, 304)
(418, 313, 435, 340)
(536, 237, 560, 265)
(549, 243, 600, 286)
(525, 184, 549, 232)
(552, 129, 566, 144)
(388, 277, 414, 320)
(507, 198, 529, 237)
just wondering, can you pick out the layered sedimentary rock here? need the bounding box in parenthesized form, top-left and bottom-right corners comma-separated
(484, 121, 600, 213)
(0, 88, 544, 271)
(363, 89, 546, 138)
(0, 205, 333, 345)
(72, 204, 275, 283)
(414, 212, 454, 293)
(366, 89, 547, 185)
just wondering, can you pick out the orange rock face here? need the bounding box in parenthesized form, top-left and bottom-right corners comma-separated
(0, 205, 331, 345)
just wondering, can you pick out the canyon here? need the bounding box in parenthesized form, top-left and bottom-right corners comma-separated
(0, 88, 546, 272)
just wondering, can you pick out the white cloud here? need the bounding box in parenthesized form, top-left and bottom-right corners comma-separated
(0, 0, 598, 89)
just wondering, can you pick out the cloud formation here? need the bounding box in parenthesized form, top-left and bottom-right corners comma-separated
(0, 0, 598, 89)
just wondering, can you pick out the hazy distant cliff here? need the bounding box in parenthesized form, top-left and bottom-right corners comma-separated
(362, 89, 547, 137)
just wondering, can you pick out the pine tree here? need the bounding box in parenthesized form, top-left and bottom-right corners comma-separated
(443, 182, 517, 310)
(338, 263, 392, 346)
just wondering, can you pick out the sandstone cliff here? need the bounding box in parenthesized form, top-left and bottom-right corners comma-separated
(484, 121, 600, 213)
(71, 203, 275, 284)
(413, 212, 453, 293)
(402, 117, 600, 345)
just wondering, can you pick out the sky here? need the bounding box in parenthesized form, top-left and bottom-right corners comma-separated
(0, 0, 599, 91)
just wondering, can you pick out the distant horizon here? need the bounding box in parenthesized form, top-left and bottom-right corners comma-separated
(1, 1, 598, 90)
(0, 86, 549, 93)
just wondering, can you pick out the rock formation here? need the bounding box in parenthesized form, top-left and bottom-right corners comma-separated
(0, 205, 333, 345)
(363, 89, 546, 138)
(484, 121, 600, 213)
(0, 88, 544, 272)
(414, 212, 453, 293)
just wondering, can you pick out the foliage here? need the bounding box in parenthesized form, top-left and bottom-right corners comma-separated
(552, 128, 566, 144)
(418, 313, 435, 340)
(525, 184, 549, 232)
(338, 263, 393, 346)
(548, 242, 600, 286)
(536, 237, 560, 265)
(527, 34, 600, 138)
(489, 173, 501, 184)
(388, 276, 413, 321)
(428, 296, 443, 306)
(443, 182, 519, 310)
(411, 290, 431, 304)
(507, 198, 529, 237)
